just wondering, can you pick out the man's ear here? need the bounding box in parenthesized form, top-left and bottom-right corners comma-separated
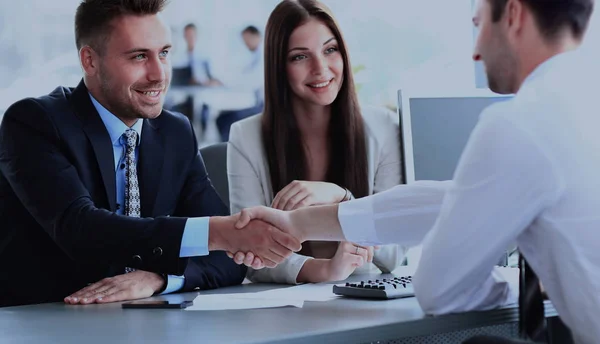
(80, 46, 99, 77)
(505, 0, 525, 38)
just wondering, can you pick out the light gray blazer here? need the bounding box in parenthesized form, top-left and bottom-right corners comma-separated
(227, 105, 406, 284)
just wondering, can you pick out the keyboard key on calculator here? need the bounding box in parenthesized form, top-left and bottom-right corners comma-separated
(333, 275, 415, 299)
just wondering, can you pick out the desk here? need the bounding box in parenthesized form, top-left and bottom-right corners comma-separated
(0, 273, 562, 344)
(167, 86, 256, 145)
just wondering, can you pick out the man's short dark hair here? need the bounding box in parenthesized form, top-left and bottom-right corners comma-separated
(184, 23, 196, 32)
(242, 25, 261, 36)
(75, 0, 168, 54)
(489, 0, 594, 41)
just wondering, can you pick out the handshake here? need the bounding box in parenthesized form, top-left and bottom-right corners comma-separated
(209, 206, 306, 269)
(207, 181, 368, 269)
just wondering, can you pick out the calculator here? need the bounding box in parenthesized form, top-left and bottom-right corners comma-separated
(333, 276, 414, 299)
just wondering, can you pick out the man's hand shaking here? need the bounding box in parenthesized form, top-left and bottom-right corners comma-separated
(209, 212, 301, 269)
(224, 205, 345, 269)
(224, 207, 305, 269)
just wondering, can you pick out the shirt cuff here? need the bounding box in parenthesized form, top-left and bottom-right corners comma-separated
(286, 255, 313, 285)
(161, 275, 185, 295)
(338, 197, 380, 245)
(245, 254, 313, 285)
(179, 217, 210, 257)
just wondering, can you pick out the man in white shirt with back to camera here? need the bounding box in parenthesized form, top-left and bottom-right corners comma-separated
(231, 0, 599, 342)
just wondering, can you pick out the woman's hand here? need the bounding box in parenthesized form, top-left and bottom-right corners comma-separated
(297, 242, 375, 283)
(325, 242, 374, 281)
(272, 181, 346, 211)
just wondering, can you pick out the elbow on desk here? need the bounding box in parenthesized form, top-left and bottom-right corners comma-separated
(414, 291, 451, 316)
(412, 270, 460, 315)
(413, 287, 447, 316)
(413, 270, 511, 315)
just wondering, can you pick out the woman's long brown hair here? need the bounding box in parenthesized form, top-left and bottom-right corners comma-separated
(262, 0, 368, 198)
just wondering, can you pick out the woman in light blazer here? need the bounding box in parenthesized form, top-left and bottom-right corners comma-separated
(227, 0, 406, 284)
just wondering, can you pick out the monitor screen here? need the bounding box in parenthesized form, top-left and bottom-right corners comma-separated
(399, 91, 512, 183)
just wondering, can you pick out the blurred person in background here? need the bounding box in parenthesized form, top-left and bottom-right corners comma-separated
(177, 23, 222, 87)
(216, 25, 265, 142)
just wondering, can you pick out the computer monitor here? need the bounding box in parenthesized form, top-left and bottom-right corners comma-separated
(397, 90, 514, 267)
(398, 90, 513, 184)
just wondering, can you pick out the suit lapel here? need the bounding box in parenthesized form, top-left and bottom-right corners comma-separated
(71, 81, 117, 211)
(138, 118, 164, 217)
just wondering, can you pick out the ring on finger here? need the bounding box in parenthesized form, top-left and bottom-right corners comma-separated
(355, 246, 359, 254)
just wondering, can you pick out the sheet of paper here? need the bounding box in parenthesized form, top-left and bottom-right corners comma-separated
(239, 284, 339, 302)
(494, 266, 520, 306)
(186, 294, 304, 311)
(495, 266, 519, 286)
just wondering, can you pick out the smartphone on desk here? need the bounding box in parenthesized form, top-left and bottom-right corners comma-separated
(122, 300, 193, 309)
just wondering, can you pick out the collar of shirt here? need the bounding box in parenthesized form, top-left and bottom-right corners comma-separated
(88, 93, 143, 147)
(520, 50, 577, 90)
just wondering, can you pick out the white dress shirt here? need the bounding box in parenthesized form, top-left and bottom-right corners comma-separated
(228, 105, 406, 284)
(338, 51, 600, 344)
(240, 45, 264, 97)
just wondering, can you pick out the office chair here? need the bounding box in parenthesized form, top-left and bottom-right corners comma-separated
(199, 142, 229, 209)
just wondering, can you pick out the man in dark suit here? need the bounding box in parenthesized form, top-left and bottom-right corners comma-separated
(0, 0, 300, 307)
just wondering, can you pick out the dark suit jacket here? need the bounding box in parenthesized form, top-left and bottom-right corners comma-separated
(0, 81, 246, 307)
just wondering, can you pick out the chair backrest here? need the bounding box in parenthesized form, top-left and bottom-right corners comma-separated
(171, 66, 193, 86)
(199, 142, 229, 209)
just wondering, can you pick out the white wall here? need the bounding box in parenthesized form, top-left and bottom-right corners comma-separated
(161, 0, 475, 109)
(2, 0, 597, 113)
(582, 3, 600, 57)
(0, 0, 477, 112)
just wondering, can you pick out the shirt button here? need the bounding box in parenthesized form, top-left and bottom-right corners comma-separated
(132, 255, 143, 267)
(116, 203, 120, 210)
(120, 163, 125, 169)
